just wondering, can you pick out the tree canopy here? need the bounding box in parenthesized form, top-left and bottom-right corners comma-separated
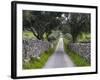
(23, 10, 62, 40)
(23, 10, 90, 42)
(67, 13, 90, 42)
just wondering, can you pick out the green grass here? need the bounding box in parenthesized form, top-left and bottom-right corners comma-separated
(63, 38, 90, 66)
(23, 31, 37, 39)
(77, 33, 91, 43)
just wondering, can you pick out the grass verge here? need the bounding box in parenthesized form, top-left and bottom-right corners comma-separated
(23, 48, 55, 69)
(63, 38, 90, 66)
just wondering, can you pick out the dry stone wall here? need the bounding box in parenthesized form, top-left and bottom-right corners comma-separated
(23, 39, 50, 63)
(69, 43, 91, 63)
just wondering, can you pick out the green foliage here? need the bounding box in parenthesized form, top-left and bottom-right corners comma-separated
(77, 33, 91, 43)
(59, 24, 71, 34)
(23, 31, 36, 39)
(63, 38, 90, 66)
(48, 30, 60, 42)
(64, 33, 72, 41)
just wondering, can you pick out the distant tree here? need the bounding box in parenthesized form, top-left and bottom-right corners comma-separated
(64, 33, 72, 41)
(59, 24, 71, 34)
(57, 13, 70, 34)
(48, 30, 60, 42)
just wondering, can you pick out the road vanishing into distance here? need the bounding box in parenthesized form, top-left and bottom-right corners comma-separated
(44, 38, 75, 68)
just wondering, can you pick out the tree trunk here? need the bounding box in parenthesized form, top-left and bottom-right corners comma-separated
(72, 33, 77, 43)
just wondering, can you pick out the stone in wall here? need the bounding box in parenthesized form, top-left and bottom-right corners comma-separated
(69, 43, 91, 63)
(23, 39, 50, 63)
